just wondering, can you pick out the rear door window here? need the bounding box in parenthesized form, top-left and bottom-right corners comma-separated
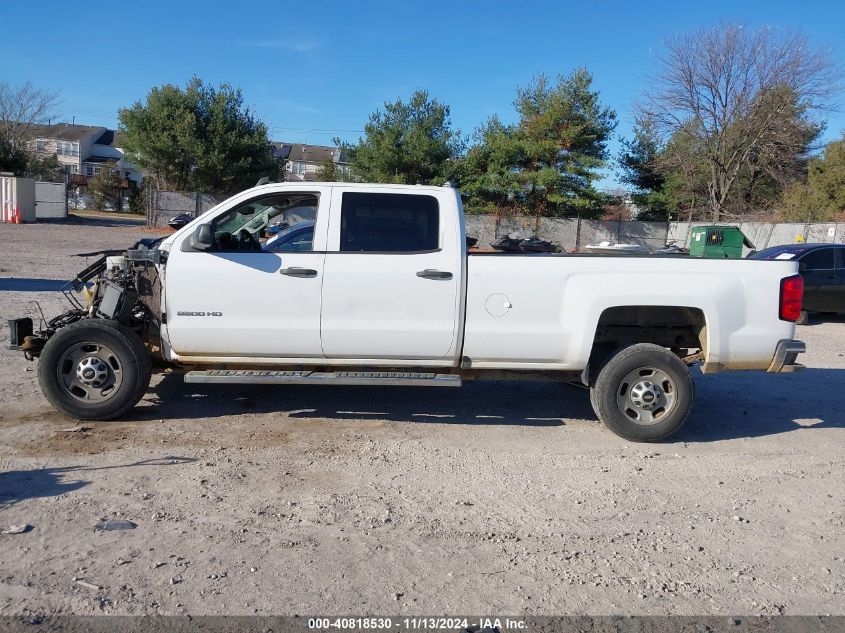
(800, 248, 835, 271)
(339, 192, 439, 253)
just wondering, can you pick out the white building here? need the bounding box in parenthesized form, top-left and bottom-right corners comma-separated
(271, 142, 349, 182)
(27, 123, 142, 187)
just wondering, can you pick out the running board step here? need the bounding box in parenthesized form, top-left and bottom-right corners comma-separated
(184, 369, 462, 387)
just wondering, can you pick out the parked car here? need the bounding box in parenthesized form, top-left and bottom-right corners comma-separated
(265, 220, 291, 236)
(8, 182, 806, 442)
(749, 243, 844, 323)
(263, 221, 315, 252)
(168, 213, 193, 230)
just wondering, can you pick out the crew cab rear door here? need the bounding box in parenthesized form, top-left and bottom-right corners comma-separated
(319, 187, 462, 360)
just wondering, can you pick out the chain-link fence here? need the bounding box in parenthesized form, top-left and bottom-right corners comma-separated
(146, 190, 226, 227)
(465, 214, 845, 253)
(464, 215, 671, 252)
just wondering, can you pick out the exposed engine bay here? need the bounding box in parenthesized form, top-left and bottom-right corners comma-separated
(7, 238, 165, 359)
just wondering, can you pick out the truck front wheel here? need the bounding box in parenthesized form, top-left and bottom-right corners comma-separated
(38, 319, 152, 420)
(590, 343, 694, 442)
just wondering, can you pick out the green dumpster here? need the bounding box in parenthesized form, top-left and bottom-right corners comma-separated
(689, 225, 755, 259)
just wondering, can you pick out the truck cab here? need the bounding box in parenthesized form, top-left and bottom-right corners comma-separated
(162, 183, 465, 363)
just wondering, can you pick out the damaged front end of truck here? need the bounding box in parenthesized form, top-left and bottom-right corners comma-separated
(7, 239, 165, 359)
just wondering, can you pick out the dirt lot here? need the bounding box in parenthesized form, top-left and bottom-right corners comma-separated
(0, 219, 842, 617)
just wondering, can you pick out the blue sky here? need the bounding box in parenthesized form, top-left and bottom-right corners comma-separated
(2, 0, 844, 188)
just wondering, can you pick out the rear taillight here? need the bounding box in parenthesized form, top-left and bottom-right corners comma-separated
(779, 274, 804, 321)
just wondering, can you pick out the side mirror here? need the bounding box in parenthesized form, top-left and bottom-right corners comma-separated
(191, 224, 213, 251)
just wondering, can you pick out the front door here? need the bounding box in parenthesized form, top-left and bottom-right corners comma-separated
(319, 189, 460, 360)
(165, 189, 329, 358)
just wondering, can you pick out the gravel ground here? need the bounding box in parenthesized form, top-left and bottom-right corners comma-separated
(0, 219, 842, 617)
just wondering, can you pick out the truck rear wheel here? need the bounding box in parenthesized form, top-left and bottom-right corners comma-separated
(590, 343, 694, 442)
(38, 319, 152, 421)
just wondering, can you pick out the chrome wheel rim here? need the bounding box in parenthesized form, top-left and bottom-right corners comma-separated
(615, 366, 677, 425)
(57, 341, 123, 403)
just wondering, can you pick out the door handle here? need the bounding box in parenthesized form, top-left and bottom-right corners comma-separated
(416, 269, 453, 280)
(279, 267, 318, 278)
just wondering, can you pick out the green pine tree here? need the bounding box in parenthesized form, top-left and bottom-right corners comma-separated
(462, 69, 617, 224)
(119, 78, 282, 194)
(344, 90, 463, 185)
(781, 134, 845, 221)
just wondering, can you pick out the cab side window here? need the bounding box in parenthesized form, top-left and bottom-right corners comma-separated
(340, 193, 439, 253)
(209, 193, 318, 252)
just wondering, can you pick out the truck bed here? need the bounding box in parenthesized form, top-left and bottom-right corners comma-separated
(462, 254, 798, 370)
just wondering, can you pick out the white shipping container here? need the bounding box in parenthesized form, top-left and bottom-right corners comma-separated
(0, 176, 36, 223)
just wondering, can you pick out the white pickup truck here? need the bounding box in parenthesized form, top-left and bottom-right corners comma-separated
(8, 182, 806, 441)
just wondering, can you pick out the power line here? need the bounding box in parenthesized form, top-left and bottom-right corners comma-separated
(57, 106, 120, 126)
(53, 109, 364, 138)
(268, 126, 363, 134)
(63, 106, 118, 117)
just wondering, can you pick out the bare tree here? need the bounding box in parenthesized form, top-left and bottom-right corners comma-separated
(640, 23, 838, 221)
(0, 81, 60, 153)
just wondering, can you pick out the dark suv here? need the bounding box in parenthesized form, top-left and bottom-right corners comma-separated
(750, 243, 845, 323)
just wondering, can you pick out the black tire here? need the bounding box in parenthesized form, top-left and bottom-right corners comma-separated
(590, 343, 694, 442)
(589, 377, 602, 418)
(38, 319, 152, 420)
(587, 343, 618, 416)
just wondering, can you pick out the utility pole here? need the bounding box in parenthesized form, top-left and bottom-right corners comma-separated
(575, 214, 581, 253)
